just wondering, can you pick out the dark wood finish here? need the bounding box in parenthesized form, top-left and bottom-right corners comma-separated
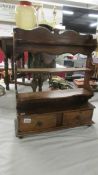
(63, 108, 93, 127)
(18, 113, 57, 133)
(16, 88, 93, 114)
(13, 27, 97, 137)
(15, 102, 94, 137)
(17, 88, 92, 101)
(13, 27, 96, 92)
(14, 28, 96, 54)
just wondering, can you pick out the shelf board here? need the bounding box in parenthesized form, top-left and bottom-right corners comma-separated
(17, 88, 93, 114)
(17, 67, 91, 73)
(17, 88, 91, 100)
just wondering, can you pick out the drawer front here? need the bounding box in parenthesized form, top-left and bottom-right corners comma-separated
(18, 113, 57, 132)
(63, 109, 93, 128)
(79, 110, 93, 124)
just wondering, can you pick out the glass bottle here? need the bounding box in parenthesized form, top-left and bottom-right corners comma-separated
(15, 1, 37, 30)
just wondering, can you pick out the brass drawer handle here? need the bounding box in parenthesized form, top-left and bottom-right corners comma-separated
(36, 121, 43, 127)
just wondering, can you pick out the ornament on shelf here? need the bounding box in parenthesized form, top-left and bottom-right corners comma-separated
(52, 5, 57, 27)
(39, 4, 56, 28)
(39, 4, 49, 25)
(15, 1, 37, 30)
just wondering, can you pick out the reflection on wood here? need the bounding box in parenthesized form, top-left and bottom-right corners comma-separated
(17, 67, 91, 73)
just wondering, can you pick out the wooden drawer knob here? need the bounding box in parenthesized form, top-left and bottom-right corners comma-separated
(76, 115, 80, 124)
(36, 121, 43, 127)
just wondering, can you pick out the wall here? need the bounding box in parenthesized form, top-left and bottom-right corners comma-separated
(0, 2, 63, 36)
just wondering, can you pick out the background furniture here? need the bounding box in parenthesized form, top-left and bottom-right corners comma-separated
(13, 27, 96, 138)
(0, 37, 13, 90)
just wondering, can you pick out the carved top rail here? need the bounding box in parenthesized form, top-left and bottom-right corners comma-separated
(13, 27, 97, 56)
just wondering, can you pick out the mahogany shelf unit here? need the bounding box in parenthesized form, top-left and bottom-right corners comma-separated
(13, 27, 97, 138)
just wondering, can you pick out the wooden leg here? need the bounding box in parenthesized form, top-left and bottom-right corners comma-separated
(11, 56, 14, 80)
(38, 76, 43, 92)
(31, 78, 38, 92)
(4, 57, 9, 90)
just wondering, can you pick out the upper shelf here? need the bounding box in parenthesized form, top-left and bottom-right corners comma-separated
(13, 27, 97, 92)
(17, 67, 91, 73)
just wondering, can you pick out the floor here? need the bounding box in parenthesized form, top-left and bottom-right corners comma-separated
(0, 80, 98, 175)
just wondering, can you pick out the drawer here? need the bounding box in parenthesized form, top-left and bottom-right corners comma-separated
(18, 113, 57, 132)
(79, 110, 93, 124)
(63, 109, 93, 128)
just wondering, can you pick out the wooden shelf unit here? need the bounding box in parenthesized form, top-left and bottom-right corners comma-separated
(16, 102, 95, 138)
(13, 27, 97, 138)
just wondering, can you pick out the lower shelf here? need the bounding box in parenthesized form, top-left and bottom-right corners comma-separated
(15, 102, 95, 138)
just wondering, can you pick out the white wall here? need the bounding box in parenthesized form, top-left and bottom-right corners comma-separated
(0, 24, 15, 37)
(67, 0, 98, 5)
